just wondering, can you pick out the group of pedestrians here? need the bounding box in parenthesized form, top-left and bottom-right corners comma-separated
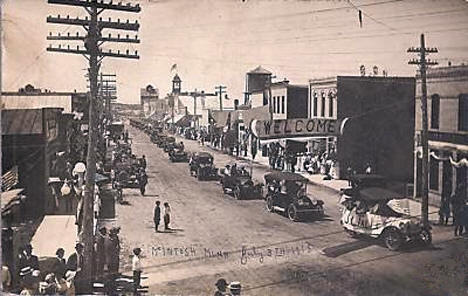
(153, 201, 172, 232)
(439, 184, 468, 236)
(4, 243, 85, 295)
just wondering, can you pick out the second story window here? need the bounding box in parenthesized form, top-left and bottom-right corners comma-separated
(431, 94, 440, 129)
(321, 91, 326, 117)
(328, 91, 334, 118)
(459, 94, 468, 131)
(313, 91, 318, 117)
(281, 96, 285, 114)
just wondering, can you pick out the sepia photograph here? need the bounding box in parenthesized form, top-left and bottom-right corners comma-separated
(1, 0, 468, 295)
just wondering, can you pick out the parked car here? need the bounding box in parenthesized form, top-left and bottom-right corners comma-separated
(156, 135, 168, 147)
(219, 161, 263, 199)
(264, 172, 324, 221)
(163, 137, 176, 152)
(189, 152, 218, 181)
(339, 175, 432, 251)
(168, 143, 188, 162)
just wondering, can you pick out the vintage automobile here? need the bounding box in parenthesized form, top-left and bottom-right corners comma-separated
(189, 152, 218, 181)
(156, 135, 168, 147)
(113, 161, 141, 188)
(163, 137, 177, 152)
(168, 143, 188, 162)
(219, 161, 263, 199)
(264, 172, 324, 221)
(339, 175, 432, 251)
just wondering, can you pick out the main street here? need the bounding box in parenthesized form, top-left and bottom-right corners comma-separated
(109, 124, 465, 296)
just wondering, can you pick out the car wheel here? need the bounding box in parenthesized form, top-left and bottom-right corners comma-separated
(287, 204, 298, 222)
(233, 186, 242, 200)
(383, 228, 403, 251)
(266, 196, 274, 212)
(419, 229, 432, 247)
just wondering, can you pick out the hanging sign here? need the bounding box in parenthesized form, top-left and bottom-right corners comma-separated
(251, 118, 346, 140)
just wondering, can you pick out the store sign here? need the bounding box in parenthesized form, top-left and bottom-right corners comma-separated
(251, 118, 344, 140)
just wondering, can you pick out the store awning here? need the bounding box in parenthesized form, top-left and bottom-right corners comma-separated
(31, 215, 77, 258)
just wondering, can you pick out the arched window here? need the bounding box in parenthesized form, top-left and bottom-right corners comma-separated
(430, 94, 440, 129)
(328, 90, 335, 118)
(321, 91, 326, 117)
(313, 91, 318, 117)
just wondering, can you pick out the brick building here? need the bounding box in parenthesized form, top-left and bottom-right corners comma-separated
(414, 64, 468, 204)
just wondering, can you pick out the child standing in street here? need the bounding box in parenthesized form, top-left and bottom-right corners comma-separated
(132, 248, 142, 295)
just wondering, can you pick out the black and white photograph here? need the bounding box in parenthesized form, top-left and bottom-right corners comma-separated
(1, 0, 468, 295)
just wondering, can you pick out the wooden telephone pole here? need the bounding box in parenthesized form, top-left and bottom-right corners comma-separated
(47, 0, 140, 291)
(99, 73, 117, 120)
(180, 89, 217, 130)
(408, 34, 438, 227)
(215, 85, 227, 111)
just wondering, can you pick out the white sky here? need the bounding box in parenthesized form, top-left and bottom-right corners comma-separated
(3, 0, 468, 104)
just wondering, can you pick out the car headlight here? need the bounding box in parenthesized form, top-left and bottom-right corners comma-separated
(311, 200, 318, 206)
(297, 199, 304, 206)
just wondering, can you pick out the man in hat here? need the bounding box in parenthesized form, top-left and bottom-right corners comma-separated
(153, 201, 161, 232)
(106, 227, 121, 276)
(132, 247, 143, 294)
(67, 243, 84, 294)
(19, 244, 39, 271)
(214, 278, 228, 296)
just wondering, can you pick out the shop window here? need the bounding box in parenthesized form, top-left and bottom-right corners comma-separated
(429, 156, 439, 191)
(281, 96, 285, 114)
(321, 91, 326, 117)
(459, 94, 468, 131)
(430, 94, 440, 129)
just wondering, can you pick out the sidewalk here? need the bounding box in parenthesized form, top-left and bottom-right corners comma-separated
(198, 141, 440, 223)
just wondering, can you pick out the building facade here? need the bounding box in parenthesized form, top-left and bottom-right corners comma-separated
(414, 65, 468, 205)
(309, 76, 416, 182)
(250, 80, 308, 120)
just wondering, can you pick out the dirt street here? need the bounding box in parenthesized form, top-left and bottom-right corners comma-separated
(109, 125, 466, 296)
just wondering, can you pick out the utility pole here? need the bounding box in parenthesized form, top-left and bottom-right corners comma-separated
(47, 1, 140, 292)
(180, 89, 217, 130)
(99, 73, 117, 120)
(408, 34, 438, 227)
(215, 85, 226, 111)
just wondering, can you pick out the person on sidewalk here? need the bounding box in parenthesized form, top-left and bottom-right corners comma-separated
(53, 248, 67, 280)
(132, 248, 143, 295)
(214, 278, 228, 296)
(95, 227, 107, 279)
(107, 227, 121, 276)
(439, 196, 451, 226)
(66, 243, 84, 294)
(163, 202, 172, 230)
(153, 201, 161, 232)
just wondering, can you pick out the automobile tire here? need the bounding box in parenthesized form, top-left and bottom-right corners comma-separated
(383, 228, 403, 251)
(266, 197, 274, 212)
(287, 204, 298, 222)
(234, 186, 242, 200)
(419, 229, 432, 247)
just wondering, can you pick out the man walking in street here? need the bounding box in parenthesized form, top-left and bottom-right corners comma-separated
(163, 202, 172, 231)
(132, 248, 143, 295)
(138, 169, 148, 196)
(153, 201, 161, 232)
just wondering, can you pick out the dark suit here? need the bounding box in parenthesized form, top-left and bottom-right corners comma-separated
(153, 206, 161, 232)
